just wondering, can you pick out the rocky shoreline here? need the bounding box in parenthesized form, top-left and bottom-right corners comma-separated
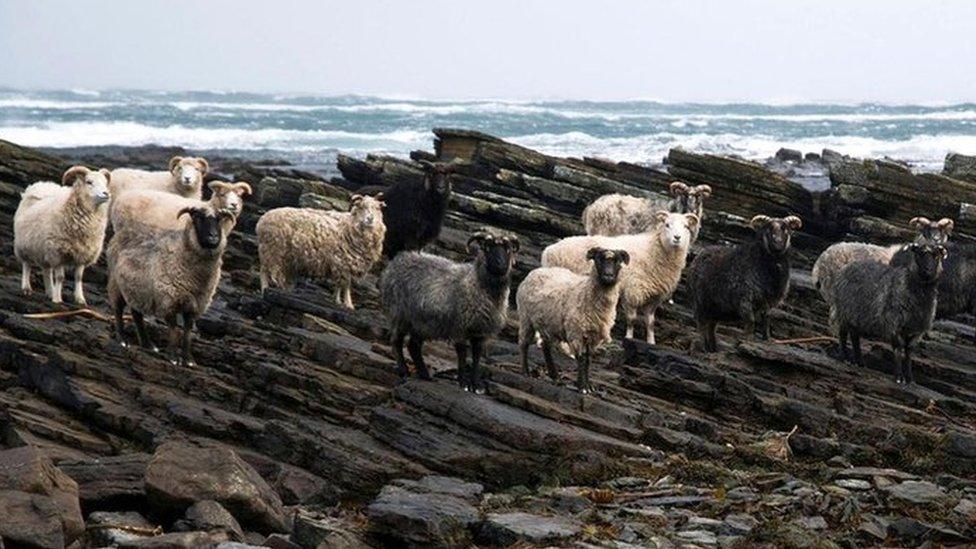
(0, 131, 974, 548)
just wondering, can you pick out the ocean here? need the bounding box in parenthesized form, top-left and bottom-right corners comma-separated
(1, 89, 974, 173)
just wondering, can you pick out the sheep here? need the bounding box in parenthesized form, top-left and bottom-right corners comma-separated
(379, 230, 519, 394)
(110, 156, 209, 199)
(687, 215, 803, 352)
(13, 166, 111, 305)
(811, 217, 953, 301)
(582, 181, 711, 239)
(829, 243, 947, 383)
(892, 241, 976, 344)
(107, 205, 235, 366)
(541, 211, 699, 344)
(517, 247, 630, 394)
(110, 181, 252, 233)
(378, 160, 456, 258)
(256, 194, 386, 309)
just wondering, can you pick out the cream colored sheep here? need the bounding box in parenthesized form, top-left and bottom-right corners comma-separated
(110, 156, 209, 199)
(14, 166, 111, 305)
(517, 247, 629, 393)
(582, 182, 711, 238)
(256, 194, 386, 309)
(812, 217, 953, 301)
(107, 205, 234, 366)
(110, 181, 251, 233)
(542, 211, 699, 344)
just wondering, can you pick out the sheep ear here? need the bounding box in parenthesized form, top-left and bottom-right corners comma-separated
(507, 236, 520, 253)
(61, 166, 90, 186)
(654, 210, 670, 223)
(684, 213, 700, 229)
(783, 215, 803, 230)
(231, 182, 252, 196)
(908, 216, 931, 230)
(937, 218, 954, 233)
(749, 215, 772, 230)
(195, 158, 210, 174)
(694, 185, 712, 198)
(586, 247, 602, 261)
(466, 233, 487, 253)
(617, 250, 630, 265)
(350, 194, 364, 207)
(169, 156, 184, 173)
(937, 246, 949, 259)
(669, 181, 689, 197)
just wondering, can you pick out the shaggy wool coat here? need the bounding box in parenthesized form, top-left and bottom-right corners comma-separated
(14, 181, 109, 269)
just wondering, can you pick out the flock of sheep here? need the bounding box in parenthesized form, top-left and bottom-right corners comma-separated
(11, 156, 976, 396)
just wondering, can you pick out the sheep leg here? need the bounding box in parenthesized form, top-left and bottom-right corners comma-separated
(166, 317, 181, 366)
(838, 327, 850, 363)
(180, 316, 196, 367)
(390, 325, 409, 378)
(470, 337, 486, 395)
(890, 337, 904, 383)
(114, 298, 129, 348)
(758, 310, 771, 340)
(20, 263, 32, 296)
(407, 336, 430, 381)
(576, 342, 592, 395)
(851, 331, 863, 366)
(51, 267, 65, 304)
(72, 265, 87, 306)
(542, 340, 559, 382)
(343, 285, 354, 310)
(624, 308, 637, 340)
(903, 342, 914, 385)
(738, 300, 755, 341)
(517, 324, 534, 377)
(131, 310, 157, 352)
(43, 268, 53, 300)
(697, 317, 717, 352)
(455, 342, 470, 389)
(333, 285, 343, 307)
(643, 306, 657, 345)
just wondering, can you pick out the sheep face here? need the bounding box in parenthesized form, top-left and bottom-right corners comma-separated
(587, 247, 630, 287)
(349, 194, 385, 229)
(469, 231, 519, 277)
(169, 156, 209, 192)
(907, 243, 947, 283)
(63, 166, 111, 206)
(750, 215, 802, 256)
(420, 161, 456, 197)
(208, 181, 252, 216)
(669, 182, 711, 217)
(179, 207, 233, 253)
(909, 217, 953, 246)
(656, 211, 698, 249)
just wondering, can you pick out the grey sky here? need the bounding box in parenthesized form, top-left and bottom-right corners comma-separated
(1, 0, 973, 102)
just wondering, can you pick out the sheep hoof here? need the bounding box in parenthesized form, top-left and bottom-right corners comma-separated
(22, 288, 32, 297)
(118, 340, 130, 349)
(474, 386, 487, 396)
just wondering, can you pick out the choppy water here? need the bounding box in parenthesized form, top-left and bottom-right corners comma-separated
(1, 89, 974, 171)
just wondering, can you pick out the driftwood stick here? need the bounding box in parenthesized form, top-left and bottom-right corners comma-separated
(773, 335, 836, 345)
(24, 308, 132, 323)
(86, 523, 162, 536)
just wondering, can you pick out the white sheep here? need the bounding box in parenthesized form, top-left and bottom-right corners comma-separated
(110, 181, 251, 233)
(517, 247, 630, 393)
(110, 156, 209, 199)
(541, 211, 698, 344)
(256, 194, 386, 309)
(812, 217, 953, 301)
(13, 166, 111, 305)
(582, 182, 711, 239)
(107, 205, 235, 366)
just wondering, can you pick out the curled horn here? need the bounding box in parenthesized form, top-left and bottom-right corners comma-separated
(373, 192, 385, 202)
(208, 181, 231, 192)
(692, 184, 712, 198)
(195, 157, 210, 174)
(176, 207, 196, 220)
(937, 218, 954, 233)
(586, 247, 603, 261)
(506, 235, 520, 253)
(467, 230, 491, 252)
(783, 215, 803, 230)
(749, 215, 773, 230)
(61, 166, 90, 186)
(232, 182, 252, 196)
(654, 210, 670, 223)
(168, 156, 184, 172)
(669, 181, 690, 196)
(99, 168, 111, 184)
(908, 216, 932, 230)
(685, 213, 701, 229)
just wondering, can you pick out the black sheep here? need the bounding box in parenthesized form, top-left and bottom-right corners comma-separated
(379, 161, 455, 258)
(832, 243, 947, 383)
(687, 215, 803, 352)
(893, 241, 976, 344)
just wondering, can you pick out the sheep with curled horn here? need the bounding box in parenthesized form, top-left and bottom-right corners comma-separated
(110, 180, 252, 234)
(582, 181, 711, 240)
(110, 156, 210, 199)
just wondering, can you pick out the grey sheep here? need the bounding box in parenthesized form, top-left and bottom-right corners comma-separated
(379, 229, 519, 393)
(517, 247, 629, 394)
(811, 217, 953, 302)
(830, 243, 947, 383)
(582, 181, 711, 240)
(688, 215, 803, 352)
(892, 241, 976, 344)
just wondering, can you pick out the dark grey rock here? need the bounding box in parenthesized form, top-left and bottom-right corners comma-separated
(87, 511, 158, 547)
(776, 148, 803, 162)
(390, 475, 484, 503)
(722, 513, 758, 535)
(291, 509, 365, 549)
(367, 484, 478, 547)
(176, 500, 244, 541)
(477, 512, 582, 546)
(0, 446, 84, 547)
(883, 480, 948, 505)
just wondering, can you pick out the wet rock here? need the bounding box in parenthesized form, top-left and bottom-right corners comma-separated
(683, 516, 723, 532)
(174, 500, 244, 541)
(87, 511, 158, 546)
(794, 516, 828, 530)
(390, 475, 483, 503)
(776, 148, 803, 163)
(882, 480, 948, 505)
(675, 529, 717, 546)
(833, 478, 871, 491)
(857, 513, 890, 541)
(263, 533, 302, 549)
(722, 513, 757, 535)
(0, 446, 84, 546)
(57, 453, 150, 512)
(144, 441, 288, 534)
(291, 509, 365, 549)
(944, 152, 976, 183)
(366, 483, 478, 547)
(477, 512, 582, 546)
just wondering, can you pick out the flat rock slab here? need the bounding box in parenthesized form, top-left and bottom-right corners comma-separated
(391, 475, 484, 503)
(0, 489, 69, 549)
(0, 446, 84, 546)
(478, 512, 582, 546)
(367, 484, 478, 547)
(145, 441, 288, 535)
(883, 480, 949, 505)
(87, 511, 159, 547)
(292, 509, 366, 549)
(57, 453, 150, 512)
(116, 531, 232, 548)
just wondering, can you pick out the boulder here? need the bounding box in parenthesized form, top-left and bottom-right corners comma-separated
(87, 511, 159, 547)
(367, 483, 479, 547)
(776, 148, 803, 162)
(144, 441, 288, 534)
(0, 489, 68, 549)
(116, 531, 232, 548)
(291, 509, 365, 549)
(944, 152, 976, 183)
(882, 480, 948, 505)
(57, 453, 150, 512)
(175, 500, 244, 541)
(0, 446, 84, 545)
(477, 512, 582, 546)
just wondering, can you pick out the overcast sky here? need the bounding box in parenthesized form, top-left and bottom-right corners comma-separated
(1, 0, 973, 103)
